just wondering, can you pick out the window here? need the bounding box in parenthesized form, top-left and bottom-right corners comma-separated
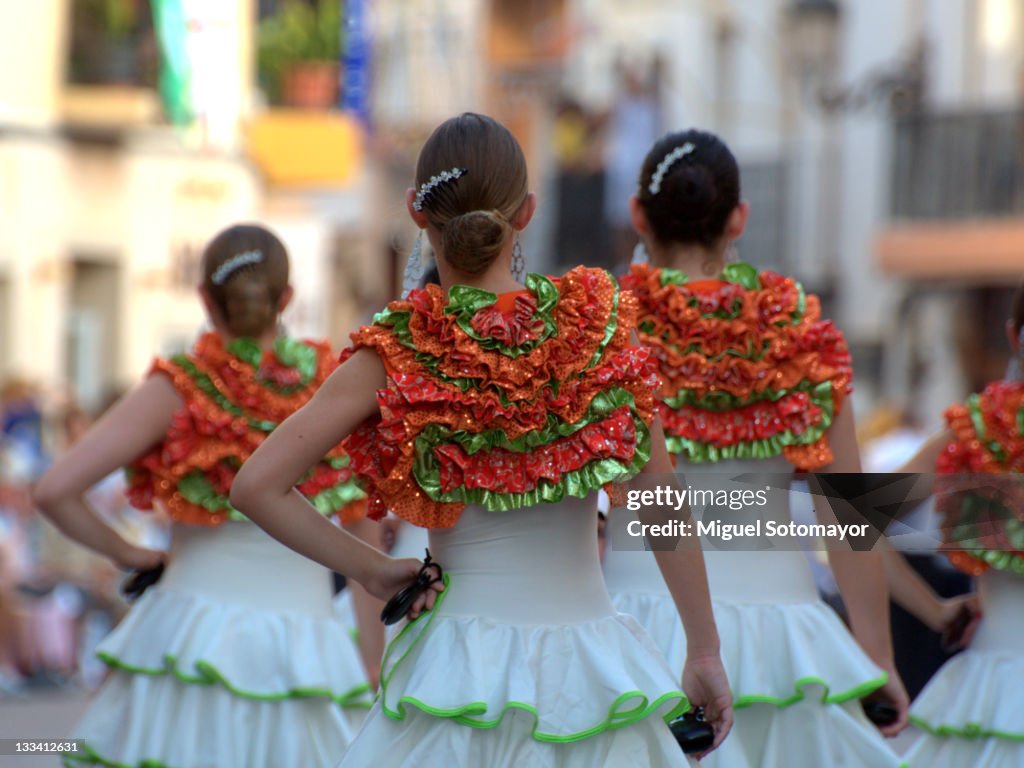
(67, 0, 157, 87)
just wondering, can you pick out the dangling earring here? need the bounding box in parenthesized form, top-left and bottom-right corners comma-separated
(511, 236, 525, 281)
(631, 241, 649, 266)
(725, 243, 739, 264)
(402, 231, 424, 296)
(276, 318, 288, 339)
(1009, 327, 1024, 381)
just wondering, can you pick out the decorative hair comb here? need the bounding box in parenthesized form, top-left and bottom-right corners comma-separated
(413, 168, 467, 211)
(648, 142, 696, 196)
(211, 249, 263, 285)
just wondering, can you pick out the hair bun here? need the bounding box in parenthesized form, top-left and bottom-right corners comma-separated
(440, 210, 511, 275)
(637, 130, 739, 250)
(202, 224, 290, 338)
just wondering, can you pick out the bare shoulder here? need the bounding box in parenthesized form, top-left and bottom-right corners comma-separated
(320, 347, 387, 398)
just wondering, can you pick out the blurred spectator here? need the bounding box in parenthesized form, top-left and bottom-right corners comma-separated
(602, 57, 664, 275)
(552, 96, 607, 273)
(0, 388, 170, 696)
(1, 377, 49, 480)
(0, 436, 37, 695)
(861, 404, 974, 699)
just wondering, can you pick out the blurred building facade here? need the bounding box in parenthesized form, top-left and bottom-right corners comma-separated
(0, 0, 374, 413)
(560, 0, 1024, 425)
(2, 0, 1022, 424)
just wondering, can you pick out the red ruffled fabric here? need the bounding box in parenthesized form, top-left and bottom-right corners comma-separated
(936, 380, 1024, 574)
(126, 334, 364, 526)
(341, 267, 659, 528)
(620, 263, 852, 469)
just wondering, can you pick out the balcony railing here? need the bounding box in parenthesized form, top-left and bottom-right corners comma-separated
(891, 108, 1024, 220)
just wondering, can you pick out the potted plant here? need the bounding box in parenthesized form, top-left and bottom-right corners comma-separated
(258, 0, 343, 109)
(69, 0, 145, 85)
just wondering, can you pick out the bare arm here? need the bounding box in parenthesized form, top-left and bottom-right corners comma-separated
(885, 428, 977, 635)
(881, 539, 977, 633)
(32, 375, 179, 569)
(829, 425, 953, 641)
(896, 429, 953, 476)
(230, 349, 438, 608)
(344, 516, 386, 688)
(637, 417, 732, 752)
(886, 429, 954, 518)
(812, 401, 909, 734)
(640, 421, 719, 657)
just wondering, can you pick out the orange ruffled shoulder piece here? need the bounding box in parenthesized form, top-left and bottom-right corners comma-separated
(620, 262, 852, 470)
(341, 266, 659, 528)
(126, 333, 366, 526)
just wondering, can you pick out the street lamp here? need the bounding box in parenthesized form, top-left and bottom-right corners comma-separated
(785, 0, 926, 116)
(785, 0, 842, 102)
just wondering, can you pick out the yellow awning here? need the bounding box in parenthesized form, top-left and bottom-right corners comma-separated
(245, 110, 362, 188)
(876, 219, 1024, 280)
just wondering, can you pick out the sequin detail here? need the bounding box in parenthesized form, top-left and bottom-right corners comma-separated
(341, 267, 658, 528)
(620, 262, 853, 470)
(937, 380, 1024, 576)
(126, 333, 366, 526)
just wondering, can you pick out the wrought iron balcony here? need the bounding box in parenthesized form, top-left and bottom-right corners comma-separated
(891, 108, 1024, 220)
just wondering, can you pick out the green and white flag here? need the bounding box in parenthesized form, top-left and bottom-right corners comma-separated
(151, 0, 192, 125)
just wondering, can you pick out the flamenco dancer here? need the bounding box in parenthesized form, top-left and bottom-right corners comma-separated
(894, 281, 1024, 768)
(33, 225, 379, 768)
(609, 129, 909, 767)
(232, 112, 732, 767)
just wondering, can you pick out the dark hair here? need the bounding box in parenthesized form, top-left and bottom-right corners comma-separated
(415, 113, 528, 275)
(635, 129, 740, 250)
(419, 262, 441, 288)
(202, 224, 289, 338)
(1012, 278, 1024, 335)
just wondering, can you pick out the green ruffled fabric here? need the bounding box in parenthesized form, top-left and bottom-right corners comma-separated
(732, 674, 888, 710)
(64, 745, 172, 768)
(175, 469, 364, 522)
(412, 420, 651, 512)
(415, 387, 641, 455)
(967, 393, 1010, 465)
(588, 283, 621, 368)
(380, 270, 619, 382)
(171, 356, 277, 432)
(945, 491, 1024, 574)
(721, 262, 761, 290)
(909, 716, 1024, 742)
(651, 262, 806, 327)
(662, 379, 835, 412)
(665, 381, 838, 462)
(377, 574, 690, 743)
(95, 651, 371, 709)
(360, 268, 651, 514)
(442, 274, 560, 357)
(225, 337, 320, 395)
(402, 362, 650, 512)
(309, 482, 367, 516)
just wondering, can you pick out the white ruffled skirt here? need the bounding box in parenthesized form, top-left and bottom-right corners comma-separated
(338, 499, 695, 767)
(603, 459, 904, 768)
(905, 570, 1024, 768)
(66, 522, 372, 768)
